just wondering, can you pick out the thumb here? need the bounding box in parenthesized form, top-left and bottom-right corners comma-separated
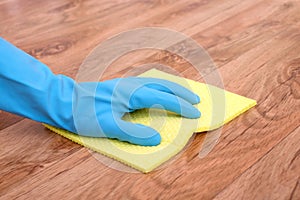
(114, 120, 161, 146)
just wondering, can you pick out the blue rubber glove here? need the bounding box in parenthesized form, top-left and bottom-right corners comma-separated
(0, 37, 201, 146)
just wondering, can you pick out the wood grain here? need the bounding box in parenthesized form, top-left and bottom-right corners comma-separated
(213, 126, 300, 200)
(0, 111, 23, 130)
(0, 0, 299, 199)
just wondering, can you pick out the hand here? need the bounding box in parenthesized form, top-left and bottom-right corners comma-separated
(0, 37, 200, 146)
(72, 77, 201, 146)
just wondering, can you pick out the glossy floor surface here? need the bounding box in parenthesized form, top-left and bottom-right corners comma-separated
(0, 0, 299, 199)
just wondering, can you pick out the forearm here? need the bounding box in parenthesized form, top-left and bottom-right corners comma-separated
(0, 37, 76, 131)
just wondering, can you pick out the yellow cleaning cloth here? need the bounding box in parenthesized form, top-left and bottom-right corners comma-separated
(44, 69, 257, 173)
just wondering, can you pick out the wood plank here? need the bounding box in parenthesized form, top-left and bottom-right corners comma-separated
(0, 0, 299, 199)
(213, 126, 300, 200)
(1, 0, 260, 77)
(1, 0, 297, 130)
(103, 0, 299, 80)
(1, 23, 299, 200)
(0, 0, 265, 134)
(124, 28, 300, 200)
(0, 120, 81, 195)
(0, 111, 23, 131)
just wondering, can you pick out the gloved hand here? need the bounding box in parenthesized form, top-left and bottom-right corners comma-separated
(0, 37, 201, 146)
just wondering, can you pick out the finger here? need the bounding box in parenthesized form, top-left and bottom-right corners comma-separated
(130, 88, 201, 119)
(136, 77, 200, 104)
(111, 120, 161, 146)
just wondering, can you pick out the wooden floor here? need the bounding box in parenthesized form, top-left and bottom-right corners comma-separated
(0, 0, 300, 199)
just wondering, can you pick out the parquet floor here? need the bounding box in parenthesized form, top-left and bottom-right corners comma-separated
(0, 0, 299, 199)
